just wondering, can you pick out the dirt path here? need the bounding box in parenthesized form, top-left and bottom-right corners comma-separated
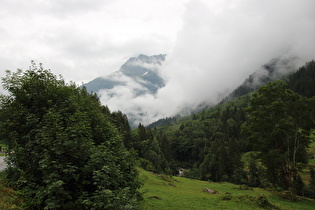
(0, 156, 6, 171)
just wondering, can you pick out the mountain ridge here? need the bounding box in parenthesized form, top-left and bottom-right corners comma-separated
(83, 54, 166, 95)
(221, 57, 298, 103)
(147, 57, 302, 128)
(82, 54, 166, 127)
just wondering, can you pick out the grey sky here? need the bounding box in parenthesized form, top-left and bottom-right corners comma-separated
(1, 0, 315, 124)
(0, 0, 187, 85)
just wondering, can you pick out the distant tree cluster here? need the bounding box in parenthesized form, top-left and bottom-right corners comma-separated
(146, 116, 179, 129)
(0, 62, 141, 209)
(288, 60, 315, 98)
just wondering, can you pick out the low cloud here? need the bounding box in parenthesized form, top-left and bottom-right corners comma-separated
(1, 0, 315, 126)
(0, 0, 186, 86)
(160, 0, 315, 115)
(100, 0, 315, 126)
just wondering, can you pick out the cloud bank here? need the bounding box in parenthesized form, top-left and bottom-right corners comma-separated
(1, 0, 315, 126)
(99, 0, 315, 126)
(163, 0, 315, 104)
(0, 0, 187, 90)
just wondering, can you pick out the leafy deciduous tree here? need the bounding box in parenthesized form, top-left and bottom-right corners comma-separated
(0, 62, 141, 209)
(242, 80, 313, 190)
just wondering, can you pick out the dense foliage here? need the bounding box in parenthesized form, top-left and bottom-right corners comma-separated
(142, 61, 315, 196)
(242, 80, 313, 189)
(102, 60, 315, 197)
(288, 61, 315, 98)
(0, 62, 141, 209)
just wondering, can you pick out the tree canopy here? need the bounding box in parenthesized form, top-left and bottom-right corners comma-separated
(242, 80, 313, 189)
(0, 62, 141, 209)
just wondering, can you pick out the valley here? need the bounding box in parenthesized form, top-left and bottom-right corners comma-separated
(1, 60, 315, 209)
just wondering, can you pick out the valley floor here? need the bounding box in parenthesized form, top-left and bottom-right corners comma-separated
(139, 168, 315, 210)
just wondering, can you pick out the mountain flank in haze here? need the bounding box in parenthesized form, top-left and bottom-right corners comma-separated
(82, 54, 167, 127)
(147, 58, 307, 129)
(83, 54, 166, 95)
(288, 60, 315, 98)
(139, 60, 315, 200)
(221, 57, 298, 103)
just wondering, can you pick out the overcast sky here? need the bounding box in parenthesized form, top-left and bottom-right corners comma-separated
(1, 0, 315, 124)
(0, 0, 187, 85)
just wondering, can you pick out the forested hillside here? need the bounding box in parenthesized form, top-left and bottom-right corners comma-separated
(288, 61, 315, 98)
(117, 61, 315, 198)
(221, 58, 297, 102)
(1, 61, 315, 209)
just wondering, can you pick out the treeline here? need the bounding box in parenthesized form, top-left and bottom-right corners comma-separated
(288, 60, 315, 98)
(113, 61, 315, 198)
(146, 115, 179, 129)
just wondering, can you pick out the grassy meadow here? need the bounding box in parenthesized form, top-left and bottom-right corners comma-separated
(139, 140, 315, 209)
(139, 168, 315, 209)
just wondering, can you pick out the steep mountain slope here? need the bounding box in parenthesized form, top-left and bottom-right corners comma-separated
(148, 58, 309, 129)
(288, 60, 315, 98)
(142, 60, 315, 195)
(83, 54, 166, 95)
(222, 57, 298, 103)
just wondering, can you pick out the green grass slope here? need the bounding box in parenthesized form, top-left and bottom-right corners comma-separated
(139, 168, 315, 210)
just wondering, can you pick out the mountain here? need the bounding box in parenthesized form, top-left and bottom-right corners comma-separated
(220, 57, 299, 103)
(82, 54, 166, 127)
(83, 54, 166, 95)
(147, 57, 301, 128)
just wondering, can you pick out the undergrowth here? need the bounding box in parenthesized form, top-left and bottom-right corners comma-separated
(0, 172, 22, 209)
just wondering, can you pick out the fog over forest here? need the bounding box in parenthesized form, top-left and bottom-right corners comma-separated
(1, 0, 315, 125)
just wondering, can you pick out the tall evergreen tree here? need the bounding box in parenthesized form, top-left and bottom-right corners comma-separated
(200, 132, 228, 182)
(157, 132, 172, 162)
